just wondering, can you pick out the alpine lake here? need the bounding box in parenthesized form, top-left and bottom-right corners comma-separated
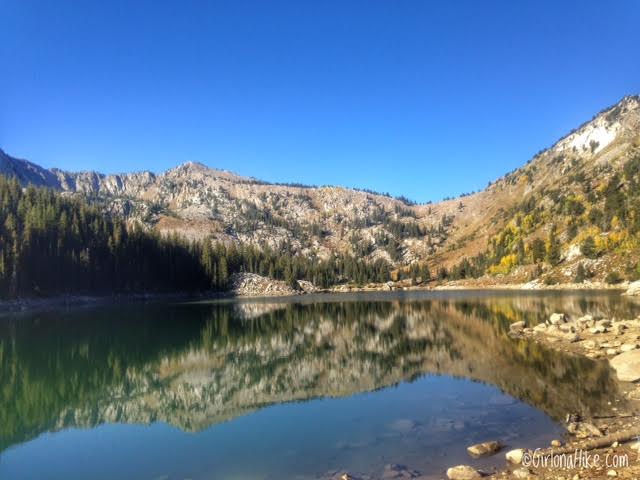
(1, 290, 638, 480)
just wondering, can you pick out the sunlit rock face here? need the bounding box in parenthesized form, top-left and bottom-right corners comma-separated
(1, 96, 639, 273)
(1, 292, 632, 452)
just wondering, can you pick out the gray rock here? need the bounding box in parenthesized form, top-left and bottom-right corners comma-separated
(559, 323, 575, 333)
(381, 464, 420, 479)
(446, 465, 481, 480)
(549, 313, 566, 325)
(510, 321, 526, 332)
(512, 468, 536, 479)
(388, 419, 417, 433)
(566, 333, 581, 343)
(614, 324, 627, 335)
(621, 343, 638, 352)
(624, 280, 640, 296)
(578, 314, 594, 324)
(328, 473, 365, 480)
(567, 421, 603, 437)
(610, 350, 640, 382)
(466, 440, 502, 457)
(506, 448, 525, 464)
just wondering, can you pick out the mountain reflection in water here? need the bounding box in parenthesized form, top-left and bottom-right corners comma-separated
(0, 291, 635, 479)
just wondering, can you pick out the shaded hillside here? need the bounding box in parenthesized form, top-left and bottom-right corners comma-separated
(0, 177, 391, 298)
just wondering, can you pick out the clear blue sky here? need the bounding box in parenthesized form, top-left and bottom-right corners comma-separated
(1, 1, 639, 202)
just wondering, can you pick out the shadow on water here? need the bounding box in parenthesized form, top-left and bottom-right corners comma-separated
(0, 291, 636, 478)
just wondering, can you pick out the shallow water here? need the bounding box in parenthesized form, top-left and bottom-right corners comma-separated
(0, 290, 637, 480)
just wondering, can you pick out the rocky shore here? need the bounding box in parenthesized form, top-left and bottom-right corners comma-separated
(0, 273, 315, 314)
(493, 309, 640, 479)
(318, 296, 640, 480)
(229, 272, 318, 296)
(329, 278, 630, 295)
(2, 275, 635, 314)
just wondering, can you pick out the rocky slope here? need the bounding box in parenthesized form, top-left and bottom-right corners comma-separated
(2, 95, 640, 282)
(429, 95, 640, 283)
(0, 149, 451, 266)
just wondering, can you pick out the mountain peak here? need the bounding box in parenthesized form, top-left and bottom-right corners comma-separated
(549, 94, 640, 158)
(178, 161, 209, 170)
(2, 96, 640, 286)
(166, 161, 247, 182)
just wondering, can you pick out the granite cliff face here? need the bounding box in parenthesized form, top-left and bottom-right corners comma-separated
(0, 150, 450, 265)
(2, 95, 640, 278)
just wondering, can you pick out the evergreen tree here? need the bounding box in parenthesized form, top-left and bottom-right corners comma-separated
(530, 238, 546, 264)
(545, 226, 562, 265)
(0, 175, 427, 298)
(574, 263, 586, 283)
(580, 236, 597, 259)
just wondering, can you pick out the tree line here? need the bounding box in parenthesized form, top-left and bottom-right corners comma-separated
(0, 176, 391, 299)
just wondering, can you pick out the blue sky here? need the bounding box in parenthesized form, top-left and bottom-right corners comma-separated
(1, 1, 639, 202)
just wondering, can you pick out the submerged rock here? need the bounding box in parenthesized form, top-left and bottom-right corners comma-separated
(466, 440, 502, 457)
(388, 419, 417, 434)
(381, 464, 421, 479)
(324, 472, 366, 480)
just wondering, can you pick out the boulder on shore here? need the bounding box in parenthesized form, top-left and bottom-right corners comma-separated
(624, 280, 640, 296)
(230, 272, 310, 297)
(549, 313, 566, 325)
(610, 349, 640, 382)
(506, 448, 525, 464)
(509, 321, 526, 333)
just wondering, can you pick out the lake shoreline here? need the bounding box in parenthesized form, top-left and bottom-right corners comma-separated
(315, 294, 640, 480)
(4, 289, 640, 479)
(0, 282, 629, 315)
(0, 290, 237, 315)
(327, 278, 628, 294)
(480, 310, 640, 479)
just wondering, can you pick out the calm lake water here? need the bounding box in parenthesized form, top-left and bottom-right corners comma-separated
(1, 291, 638, 480)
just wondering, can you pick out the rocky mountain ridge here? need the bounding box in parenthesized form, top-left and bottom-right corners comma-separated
(0, 148, 453, 267)
(2, 95, 640, 282)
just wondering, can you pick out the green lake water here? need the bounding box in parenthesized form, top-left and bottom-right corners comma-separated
(0, 290, 637, 480)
